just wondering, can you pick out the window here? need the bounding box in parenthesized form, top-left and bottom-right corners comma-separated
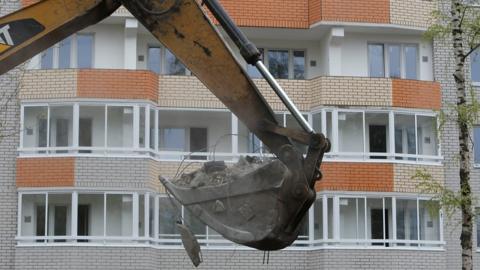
(107, 106, 134, 148)
(368, 43, 419, 79)
(78, 194, 104, 239)
(338, 112, 364, 155)
(39, 34, 93, 69)
(471, 49, 480, 83)
(419, 200, 441, 241)
(396, 199, 418, 245)
(365, 112, 389, 159)
(106, 194, 133, 237)
(147, 46, 189, 75)
(47, 194, 72, 242)
(368, 44, 385, 78)
(313, 199, 323, 240)
(474, 126, 480, 164)
(79, 105, 105, 152)
(395, 114, 416, 160)
(49, 106, 73, 151)
(20, 194, 46, 239)
(339, 197, 366, 241)
(23, 106, 48, 151)
(158, 197, 180, 238)
(77, 34, 94, 68)
(247, 48, 305, 79)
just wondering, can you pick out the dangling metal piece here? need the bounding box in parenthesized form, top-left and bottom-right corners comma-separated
(176, 222, 203, 267)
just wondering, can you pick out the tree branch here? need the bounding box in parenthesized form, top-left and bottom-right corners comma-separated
(464, 42, 480, 60)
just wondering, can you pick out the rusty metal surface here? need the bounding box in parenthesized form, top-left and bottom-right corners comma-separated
(121, 0, 292, 157)
(0, 0, 120, 75)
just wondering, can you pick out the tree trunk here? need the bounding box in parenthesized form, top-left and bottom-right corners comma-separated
(451, 1, 474, 269)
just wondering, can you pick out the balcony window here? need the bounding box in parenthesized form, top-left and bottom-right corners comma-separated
(268, 50, 289, 79)
(106, 194, 133, 237)
(339, 197, 366, 241)
(78, 194, 104, 239)
(58, 36, 72, 69)
(313, 199, 323, 240)
(396, 199, 418, 246)
(41, 47, 54, 69)
(404, 45, 418, 80)
(338, 112, 364, 156)
(77, 34, 94, 69)
(49, 106, 73, 151)
(365, 113, 389, 159)
(23, 106, 48, 150)
(248, 48, 305, 79)
(471, 49, 480, 83)
(395, 114, 416, 160)
(419, 200, 440, 241)
(147, 46, 189, 75)
(286, 113, 309, 153)
(107, 106, 133, 148)
(18, 192, 443, 248)
(47, 194, 72, 242)
(79, 106, 105, 152)
(158, 110, 231, 160)
(368, 44, 385, 78)
(158, 197, 180, 238)
(20, 194, 46, 239)
(369, 43, 419, 80)
(388, 45, 401, 78)
(149, 109, 156, 150)
(417, 116, 438, 157)
(238, 120, 262, 154)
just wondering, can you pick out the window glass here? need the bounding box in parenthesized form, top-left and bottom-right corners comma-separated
(161, 128, 186, 151)
(106, 194, 133, 237)
(79, 106, 105, 150)
(158, 197, 180, 237)
(238, 120, 261, 153)
(165, 49, 187, 75)
(149, 196, 155, 238)
(49, 106, 73, 149)
(338, 112, 364, 154)
(405, 45, 418, 80)
(148, 47, 161, 74)
(286, 114, 309, 154)
(339, 197, 366, 240)
(474, 126, 480, 164)
(268, 50, 289, 79)
(139, 194, 145, 237)
(47, 194, 72, 241)
(184, 209, 206, 238)
(472, 49, 480, 82)
(368, 44, 385, 77)
(78, 194, 104, 238)
(139, 107, 146, 148)
(388, 45, 401, 78)
(77, 34, 93, 68)
(293, 50, 305, 79)
(417, 116, 438, 156)
(365, 113, 389, 158)
(477, 207, 480, 248)
(396, 199, 418, 245)
(395, 114, 416, 159)
(41, 47, 54, 69)
(21, 194, 46, 237)
(314, 198, 323, 240)
(327, 197, 334, 239)
(23, 106, 48, 149)
(419, 200, 440, 241)
(247, 48, 263, 79)
(107, 106, 133, 148)
(58, 37, 72, 69)
(149, 109, 156, 150)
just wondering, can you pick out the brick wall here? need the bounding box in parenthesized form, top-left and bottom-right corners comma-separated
(312, 76, 392, 107)
(390, 0, 435, 29)
(16, 157, 75, 187)
(217, 0, 310, 29)
(392, 79, 441, 110)
(19, 69, 77, 100)
(14, 246, 447, 270)
(77, 69, 159, 102)
(315, 162, 394, 192)
(20, 0, 38, 7)
(320, 0, 390, 24)
(393, 163, 444, 193)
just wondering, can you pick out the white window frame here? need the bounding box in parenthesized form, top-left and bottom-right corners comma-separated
(368, 42, 420, 80)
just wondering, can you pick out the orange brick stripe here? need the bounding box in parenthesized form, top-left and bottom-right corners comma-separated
(392, 79, 441, 110)
(315, 162, 394, 192)
(308, 0, 322, 25)
(16, 158, 75, 187)
(321, 0, 390, 24)
(77, 69, 159, 102)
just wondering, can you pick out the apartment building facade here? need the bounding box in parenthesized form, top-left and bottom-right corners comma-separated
(0, 0, 477, 269)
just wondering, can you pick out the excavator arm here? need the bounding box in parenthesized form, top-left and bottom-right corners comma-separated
(0, 0, 329, 262)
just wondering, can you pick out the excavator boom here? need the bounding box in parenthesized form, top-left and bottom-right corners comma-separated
(0, 0, 329, 262)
